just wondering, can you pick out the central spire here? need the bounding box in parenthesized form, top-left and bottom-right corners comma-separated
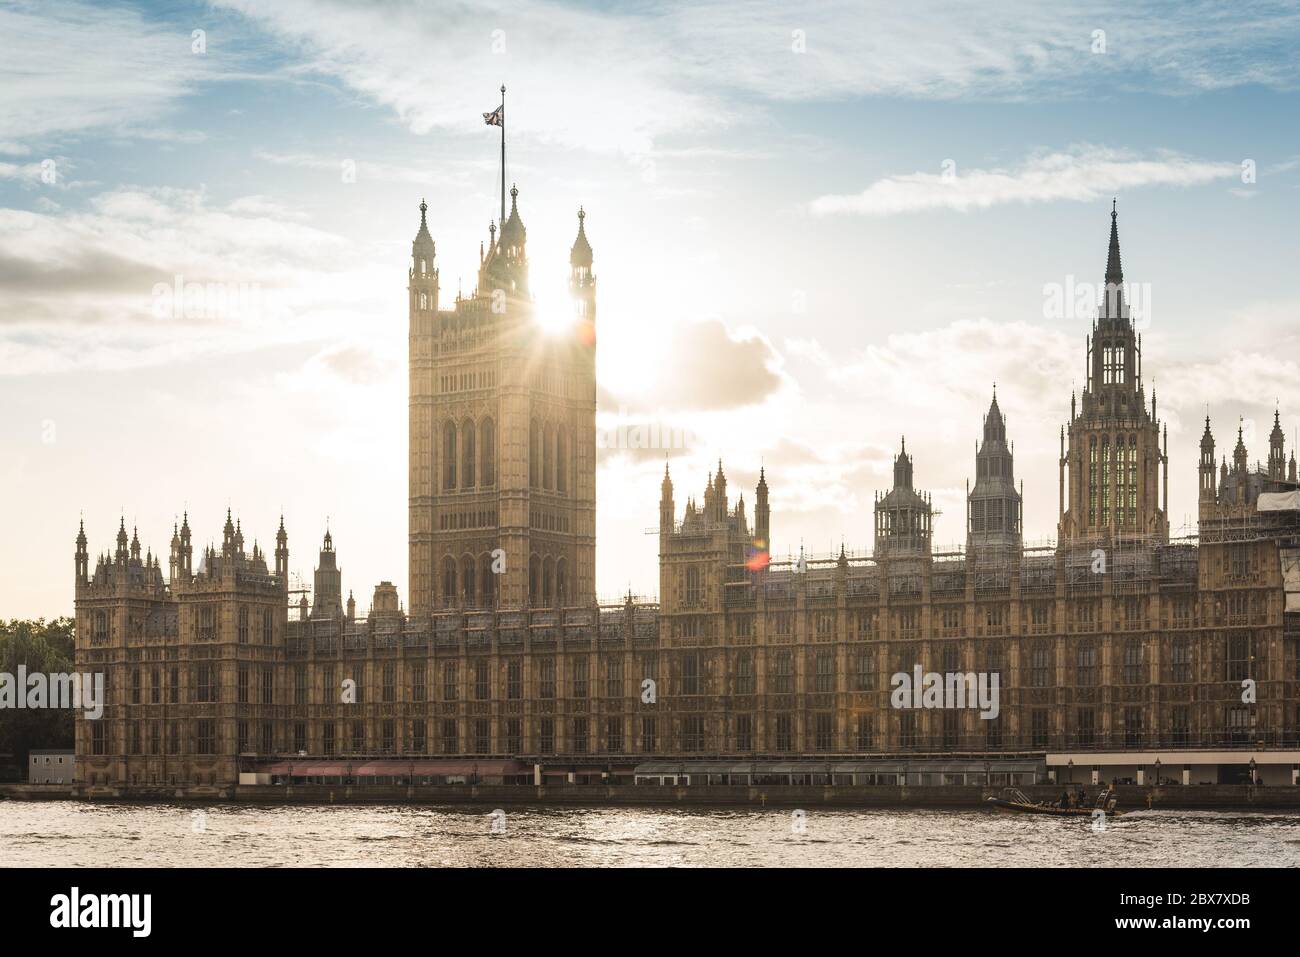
(1105, 198, 1123, 286)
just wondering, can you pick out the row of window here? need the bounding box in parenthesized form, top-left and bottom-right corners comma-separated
(94, 706, 1270, 757)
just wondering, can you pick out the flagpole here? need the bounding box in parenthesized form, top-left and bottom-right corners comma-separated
(499, 84, 506, 229)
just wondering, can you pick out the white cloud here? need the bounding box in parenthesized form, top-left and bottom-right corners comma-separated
(0, 0, 215, 143)
(810, 146, 1240, 216)
(211, 0, 1300, 162)
(0, 187, 392, 375)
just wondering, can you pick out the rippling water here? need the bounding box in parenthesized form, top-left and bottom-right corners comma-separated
(3, 801, 1300, 867)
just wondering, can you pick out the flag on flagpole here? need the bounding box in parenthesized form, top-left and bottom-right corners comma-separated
(483, 106, 504, 127)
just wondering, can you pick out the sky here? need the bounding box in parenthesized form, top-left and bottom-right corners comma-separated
(3, 0, 1300, 618)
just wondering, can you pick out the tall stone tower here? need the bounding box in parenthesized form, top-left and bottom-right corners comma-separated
(967, 387, 1022, 561)
(1058, 202, 1168, 546)
(874, 438, 932, 558)
(407, 188, 597, 614)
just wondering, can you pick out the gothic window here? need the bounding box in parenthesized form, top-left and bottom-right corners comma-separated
(1127, 435, 1138, 525)
(442, 661, 458, 702)
(1172, 637, 1192, 683)
(1101, 437, 1111, 518)
(855, 649, 875, 691)
(970, 500, 984, 533)
(441, 556, 457, 608)
(480, 417, 496, 486)
(1076, 708, 1095, 747)
(1103, 344, 1125, 384)
(605, 658, 623, 698)
(815, 653, 835, 693)
(1075, 642, 1097, 686)
(543, 423, 555, 490)
(685, 566, 701, 606)
(772, 651, 793, 694)
(461, 555, 476, 606)
(542, 556, 554, 605)
(735, 653, 755, 694)
(556, 426, 567, 493)
(1029, 642, 1051, 688)
(538, 658, 556, 699)
(529, 555, 540, 605)
(1225, 633, 1252, 683)
(555, 558, 568, 605)
(461, 420, 476, 487)
(1088, 437, 1098, 526)
(1122, 639, 1144, 685)
(529, 419, 540, 488)
(480, 553, 496, 607)
(443, 421, 457, 491)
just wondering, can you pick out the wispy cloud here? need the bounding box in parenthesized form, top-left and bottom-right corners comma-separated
(0, 0, 216, 143)
(212, 0, 1300, 160)
(810, 146, 1241, 216)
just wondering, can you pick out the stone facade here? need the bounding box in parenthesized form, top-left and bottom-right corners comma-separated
(73, 202, 1300, 788)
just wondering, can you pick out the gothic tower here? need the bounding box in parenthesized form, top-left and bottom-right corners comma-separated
(1269, 409, 1286, 480)
(1199, 417, 1217, 505)
(311, 528, 343, 619)
(967, 387, 1022, 560)
(874, 438, 932, 558)
(407, 189, 597, 614)
(1058, 202, 1168, 546)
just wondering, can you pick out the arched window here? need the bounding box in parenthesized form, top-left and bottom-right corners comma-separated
(543, 557, 554, 605)
(529, 419, 540, 488)
(443, 422, 457, 491)
(481, 553, 496, 607)
(529, 555, 541, 605)
(461, 419, 476, 488)
(556, 558, 568, 605)
(480, 417, 496, 486)
(461, 555, 476, 607)
(556, 426, 567, 493)
(543, 423, 554, 490)
(441, 557, 457, 609)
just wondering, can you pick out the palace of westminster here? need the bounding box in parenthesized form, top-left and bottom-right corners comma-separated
(72, 189, 1300, 789)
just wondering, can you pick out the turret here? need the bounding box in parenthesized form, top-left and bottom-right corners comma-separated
(968, 387, 1022, 558)
(569, 206, 596, 335)
(115, 517, 128, 564)
(222, 508, 236, 557)
(714, 459, 728, 522)
(274, 514, 289, 583)
(483, 183, 529, 299)
(755, 467, 770, 549)
(75, 518, 88, 584)
(179, 511, 192, 580)
(659, 464, 675, 534)
(410, 198, 439, 315)
(1233, 422, 1249, 476)
(1199, 417, 1217, 504)
(875, 438, 932, 558)
(1269, 409, 1286, 480)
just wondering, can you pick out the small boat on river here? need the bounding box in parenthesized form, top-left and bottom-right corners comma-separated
(985, 786, 1125, 817)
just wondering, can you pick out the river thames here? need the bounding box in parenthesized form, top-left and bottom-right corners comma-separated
(3, 802, 1299, 866)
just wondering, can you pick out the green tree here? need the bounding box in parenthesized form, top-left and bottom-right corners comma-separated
(0, 618, 76, 779)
